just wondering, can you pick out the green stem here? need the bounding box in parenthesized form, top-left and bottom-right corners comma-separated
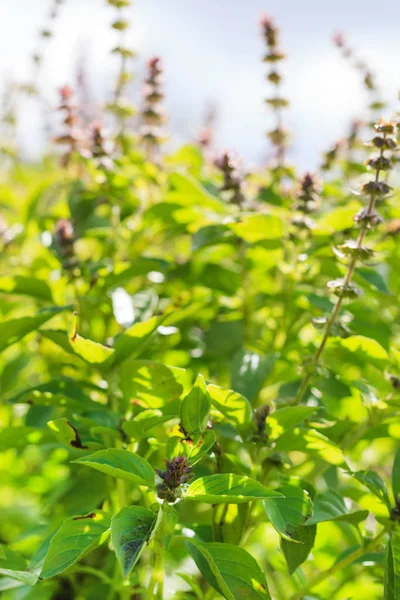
(294, 160, 383, 406)
(74, 565, 115, 586)
(107, 374, 129, 599)
(238, 237, 250, 343)
(290, 527, 388, 599)
(147, 504, 165, 600)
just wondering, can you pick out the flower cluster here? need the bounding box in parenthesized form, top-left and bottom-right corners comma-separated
(156, 456, 193, 502)
(106, 0, 136, 137)
(215, 151, 246, 207)
(327, 118, 397, 301)
(88, 121, 114, 170)
(321, 139, 344, 172)
(260, 13, 289, 169)
(54, 218, 75, 270)
(252, 405, 270, 443)
(292, 172, 321, 231)
(140, 56, 166, 156)
(54, 86, 81, 167)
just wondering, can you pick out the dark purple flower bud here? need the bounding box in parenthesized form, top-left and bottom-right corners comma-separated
(156, 456, 193, 502)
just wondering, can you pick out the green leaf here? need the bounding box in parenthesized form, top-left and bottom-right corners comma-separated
(316, 201, 362, 232)
(0, 545, 38, 586)
(0, 306, 70, 353)
(185, 474, 283, 504)
(281, 525, 316, 575)
(112, 314, 166, 367)
(357, 267, 391, 293)
(306, 489, 347, 525)
(111, 506, 156, 578)
(267, 406, 317, 441)
(166, 172, 224, 213)
(385, 532, 400, 599)
(350, 470, 391, 510)
(120, 360, 190, 410)
(274, 428, 347, 467)
(193, 224, 235, 250)
(68, 313, 114, 367)
(186, 539, 271, 600)
(229, 214, 284, 242)
(180, 375, 211, 435)
(392, 447, 400, 500)
(48, 418, 89, 450)
(0, 275, 53, 302)
(231, 350, 275, 402)
(166, 430, 216, 466)
(122, 410, 175, 439)
(7, 378, 98, 411)
(263, 484, 313, 541)
(0, 569, 38, 587)
(325, 335, 388, 371)
(305, 490, 367, 526)
(41, 511, 111, 579)
(119, 359, 190, 409)
(72, 449, 156, 488)
(41, 328, 75, 354)
(207, 384, 252, 429)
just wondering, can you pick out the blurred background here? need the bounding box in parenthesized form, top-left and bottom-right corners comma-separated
(0, 0, 399, 168)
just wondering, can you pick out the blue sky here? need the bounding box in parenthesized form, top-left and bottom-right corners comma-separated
(0, 0, 399, 168)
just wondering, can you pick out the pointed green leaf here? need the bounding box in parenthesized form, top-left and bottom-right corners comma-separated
(193, 224, 235, 250)
(350, 470, 391, 510)
(274, 428, 347, 467)
(7, 378, 97, 410)
(0, 568, 38, 587)
(72, 449, 156, 488)
(229, 214, 284, 242)
(385, 532, 400, 599)
(325, 335, 388, 371)
(207, 384, 252, 429)
(0, 275, 53, 302)
(185, 474, 283, 504)
(186, 539, 271, 599)
(0, 545, 38, 585)
(263, 484, 313, 541)
(180, 375, 211, 435)
(166, 172, 224, 213)
(41, 511, 111, 579)
(68, 313, 114, 367)
(120, 360, 190, 410)
(122, 410, 175, 439)
(281, 525, 316, 575)
(305, 490, 367, 526)
(48, 418, 88, 449)
(112, 315, 165, 367)
(111, 506, 156, 578)
(166, 429, 216, 466)
(267, 406, 317, 440)
(0, 306, 70, 353)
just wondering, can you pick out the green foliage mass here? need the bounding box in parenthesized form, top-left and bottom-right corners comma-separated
(1, 3, 400, 600)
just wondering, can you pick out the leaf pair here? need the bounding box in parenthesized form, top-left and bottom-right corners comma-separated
(41, 507, 157, 580)
(74, 448, 281, 504)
